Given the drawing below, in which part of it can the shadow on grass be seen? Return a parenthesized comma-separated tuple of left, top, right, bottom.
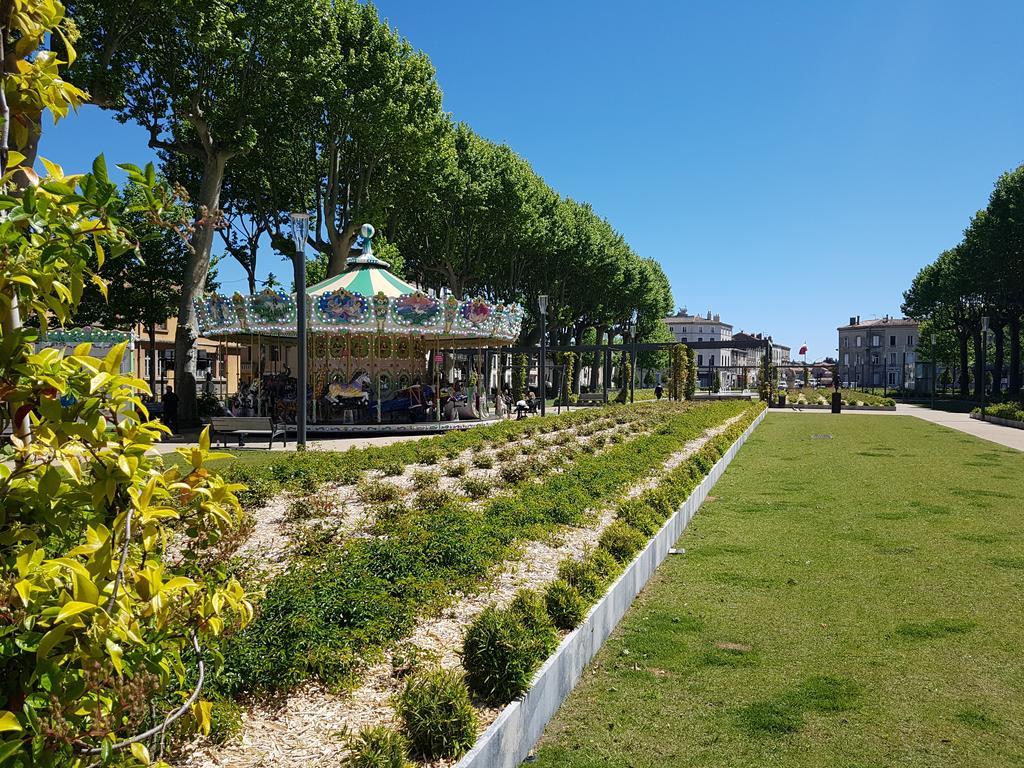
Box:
(894, 618, 975, 640)
(956, 707, 1000, 731)
(734, 675, 861, 736)
(988, 556, 1024, 570)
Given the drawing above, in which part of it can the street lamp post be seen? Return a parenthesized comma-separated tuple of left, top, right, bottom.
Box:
(930, 333, 937, 410)
(538, 295, 548, 417)
(627, 310, 638, 403)
(981, 316, 989, 419)
(289, 212, 311, 449)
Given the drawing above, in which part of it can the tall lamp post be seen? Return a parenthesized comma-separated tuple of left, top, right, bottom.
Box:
(538, 295, 548, 417)
(627, 310, 638, 403)
(289, 212, 311, 449)
(930, 332, 937, 410)
(981, 316, 989, 419)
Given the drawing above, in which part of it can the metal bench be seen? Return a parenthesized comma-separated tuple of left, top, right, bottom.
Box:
(577, 392, 607, 407)
(209, 416, 287, 448)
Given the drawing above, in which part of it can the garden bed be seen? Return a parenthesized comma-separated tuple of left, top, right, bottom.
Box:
(785, 403, 897, 412)
(176, 400, 763, 767)
(456, 406, 765, 768)
(970, 412, 1024, 430)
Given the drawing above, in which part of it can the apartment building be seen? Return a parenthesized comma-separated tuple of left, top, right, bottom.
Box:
(837, 315, 919, 389)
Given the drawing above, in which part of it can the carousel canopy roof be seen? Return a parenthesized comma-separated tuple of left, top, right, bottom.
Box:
(308, 259, 417, 298)
(194, 224, 524, 346)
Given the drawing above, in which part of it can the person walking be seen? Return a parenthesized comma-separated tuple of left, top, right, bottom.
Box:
(654, 383, 664, 400)
(162, 386, 180, 434)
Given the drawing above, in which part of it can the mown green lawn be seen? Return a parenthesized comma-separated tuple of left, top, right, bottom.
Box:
(535, 413, 1024, 768)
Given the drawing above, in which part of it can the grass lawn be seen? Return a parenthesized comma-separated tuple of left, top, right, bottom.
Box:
(534, 413, 1024, 768)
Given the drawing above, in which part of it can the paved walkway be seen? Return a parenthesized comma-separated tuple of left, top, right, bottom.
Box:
(772, 403, 1024, 452)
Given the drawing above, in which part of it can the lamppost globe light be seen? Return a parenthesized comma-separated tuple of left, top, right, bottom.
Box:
(289, 212, 311, 252)
(360, 223, 375, 240)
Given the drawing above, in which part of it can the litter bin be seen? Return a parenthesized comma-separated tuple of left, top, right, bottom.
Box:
(831, 391, 842, 414)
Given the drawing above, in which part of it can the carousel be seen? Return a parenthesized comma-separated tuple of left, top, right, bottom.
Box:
(194, 225, 525, 433)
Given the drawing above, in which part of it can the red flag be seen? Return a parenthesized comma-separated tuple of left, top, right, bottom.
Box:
(799, 343, 808, 356)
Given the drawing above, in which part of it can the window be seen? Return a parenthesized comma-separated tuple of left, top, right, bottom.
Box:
(842, 337, 849, 348)
(697, 354, 703, 366)
(908, 335, 914, 346)
(709, 355, 715, 366)
(889, 335, 896, 346)
(843, 353, 849, 365)
(697, 338, 703, 342)
(890, 352, 897, 364)
(871, 335, 881, 347)
(698, 327, 703, 333)
(888, 371, 897, 386)
(855, 336, 862, 348)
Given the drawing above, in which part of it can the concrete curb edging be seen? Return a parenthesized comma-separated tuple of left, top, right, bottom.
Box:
(455, 407, 767, 768)
(970, 412, 1024, 430)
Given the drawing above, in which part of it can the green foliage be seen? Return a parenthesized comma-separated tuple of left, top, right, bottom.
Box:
(342, 726, 412, 768)
(358, 478, 403, 504)
(544, 579, 587, 630)
(461, 477, 493, 499)
(410, 469, 440, 492)
(0, 33, 250, 761)
(509, 589, 559, 657)
(462, 604, 552, 704)
(397, 668, 478, 759)
(599, 521, 648, 564)
(685, 348, 698, 399)
(499, 461, 531, 485)
(512, 354, 529, 400)
(976, 402, 1024, 422)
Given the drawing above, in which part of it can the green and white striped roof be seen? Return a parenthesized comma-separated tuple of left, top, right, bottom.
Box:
(307, 258, 418, 298)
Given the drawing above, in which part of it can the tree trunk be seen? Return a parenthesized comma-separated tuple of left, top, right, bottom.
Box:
(148, 324, 158, 395)
(326, 221, 361, 277)
(590, 326, 605, 392)
(174, 151, 227, 426)
(1009, 315, 1021, 397)
(972, 330, 984, 400)
(246, 264, 257, 295)
(958, 333, 969, 398)
(993, 321, 1005, 397)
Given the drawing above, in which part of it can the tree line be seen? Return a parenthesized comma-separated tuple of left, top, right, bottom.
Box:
(902, 165, 1023, 400)
(52, 0, 672, 422)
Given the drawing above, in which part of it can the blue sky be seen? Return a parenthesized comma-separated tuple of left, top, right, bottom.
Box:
(45, 0, 1024, 359)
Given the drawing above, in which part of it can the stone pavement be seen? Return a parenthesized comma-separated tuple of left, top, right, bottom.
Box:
(771, 403, 1024, 452)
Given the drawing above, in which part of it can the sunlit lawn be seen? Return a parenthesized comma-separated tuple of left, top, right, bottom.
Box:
(534, 413, 1024, 768)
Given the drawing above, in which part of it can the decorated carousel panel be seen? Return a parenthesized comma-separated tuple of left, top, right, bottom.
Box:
(194, 225, 525, 429)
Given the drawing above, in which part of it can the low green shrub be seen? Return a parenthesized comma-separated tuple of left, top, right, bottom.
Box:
(415, 487, 456, 511)
(397, 668, 478, 759)
(461, 477, 492, 500)
(977, 402, 1024, 422)
(616, 498, 661, 536)
(208, 698, 244, 745)
(342, 725, 411, 768)
(411, 469, 440, 492)
(508, 588, 559, 657)
(499, 461, 532, 485)
(496, 445, 519, 462)
(557, 556, 605, 599)
(588, 548, 622, 583)
(599, 521, 647, 564)
(446, 462, 467, 477)
(462, 605, 550, 703)
(379, 459, 405, 477)
(472, 453, 494, 469)
(357, 478, 403, 504)
(544, 579, 587, 630)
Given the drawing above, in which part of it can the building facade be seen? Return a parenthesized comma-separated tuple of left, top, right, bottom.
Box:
(131, 316, 244, 399)
(837, 315, 919, 389)
(662, 310, 791, 390)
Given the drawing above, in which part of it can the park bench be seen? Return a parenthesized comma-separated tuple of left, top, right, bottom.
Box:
(578, 392, 607, 407)
(209, 416, 287, 448)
